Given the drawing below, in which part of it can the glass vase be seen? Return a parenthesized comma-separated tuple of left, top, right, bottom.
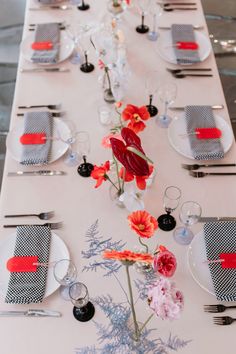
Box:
(109, 183, 125, 208)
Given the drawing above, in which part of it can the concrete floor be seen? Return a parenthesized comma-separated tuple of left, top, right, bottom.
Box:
(0, 0, 235, 188)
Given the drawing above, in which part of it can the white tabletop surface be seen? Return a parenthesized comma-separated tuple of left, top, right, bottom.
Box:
(0, 0, 236, 353)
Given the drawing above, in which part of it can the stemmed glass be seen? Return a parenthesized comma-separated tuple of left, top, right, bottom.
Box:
(136, 0, 151, 34)
(77, 0, 90, 11)
(145, 70, 159, 117)
(53, 259, 77, 300)
(173, 201, 202, 245)
(69, 282, 95, 322)
(147, 1, 162, 41)
(156, 81, 177, 128)
(78, 31, 94, 73)
(77, 131, 94, 177)
(158, 186, 181, 231)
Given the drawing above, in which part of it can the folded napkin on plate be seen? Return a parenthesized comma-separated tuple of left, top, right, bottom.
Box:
(204, 221, 236, 301)
(171, 24, 200, 65)
(5, 225, 51, 304)
(20, 111, 53, 165)
(184, 105, 224, 160)
(31, 23, 60, 64)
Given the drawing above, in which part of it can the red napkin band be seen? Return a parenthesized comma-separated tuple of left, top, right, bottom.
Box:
(7, 256, 38, 273)
(20, 133, 46, 145)
(176, 41, 199, 50)
(220, 253, 236, 269)
(195, 128, 222, 139)
(31, 41, 53, 51)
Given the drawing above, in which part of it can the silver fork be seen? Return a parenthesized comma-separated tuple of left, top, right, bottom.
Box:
(17, 112, 65, 118)
(3, 222, 63, 229)
(204, 304, 236, 313)
(189, 171, 236, 178)
(166, 68, 212, 75)
(18, 104, 61, 110)
(4, 211, 55, 220)
(213, 316, 236, 325)
(182, 163, 236, 170)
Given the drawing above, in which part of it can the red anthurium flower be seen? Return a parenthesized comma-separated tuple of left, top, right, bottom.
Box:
(91, 161, 110, 188)
(128, 210, 158, 238)
(119, 165, 154, 190)
(122, 104, 150, 134)
(110, 127, 149, 176)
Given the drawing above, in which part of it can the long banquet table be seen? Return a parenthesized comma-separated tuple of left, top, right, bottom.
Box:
(0, 0, 236, 353)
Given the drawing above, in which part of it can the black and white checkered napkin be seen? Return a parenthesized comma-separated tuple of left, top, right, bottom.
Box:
(184, 105, 224, 160)
(20, 111, 53, 166)
(171, 24, 200, 65)
(5, 226, 51, 304)
(204, 221, 236, 301)
(31, 23, 60, 64)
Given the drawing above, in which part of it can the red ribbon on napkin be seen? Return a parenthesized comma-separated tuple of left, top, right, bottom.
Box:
(220, 253, 236, 269)
(31, 41, 53, 51)
(20, 133, 46, 145)
(7, 256, 38, 273)
(176, 41, 199, 50)
(195, 128, 222, 139)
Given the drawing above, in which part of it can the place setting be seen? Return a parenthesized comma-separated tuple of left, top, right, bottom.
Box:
(156, 23, 211, 65)
(167, 105, 234, 163)
(20, 22, 74, 71)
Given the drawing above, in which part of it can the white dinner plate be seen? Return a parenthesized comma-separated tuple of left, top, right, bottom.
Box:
(6, 118, 71, 165)
(156, 30, 211, 65)
(21, 31, 74, 65)
(0, 232, 69, 299)
(167, 114, 233, 159)
(187, 230, 215, 295)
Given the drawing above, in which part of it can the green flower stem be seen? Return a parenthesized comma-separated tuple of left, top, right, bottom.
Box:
(121, 167, 125, 194)
(105, 67, 112, 92)
(138, 237, 149, 253)
(139, 313, 154, 333)
(112, 153, 122, 192)
(105, 175, 119, 191)
(125, 264, 140, 341)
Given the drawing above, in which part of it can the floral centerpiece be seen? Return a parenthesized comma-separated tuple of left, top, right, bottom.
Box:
(91, 126, 154, 210)
(103, 247, 183, 342)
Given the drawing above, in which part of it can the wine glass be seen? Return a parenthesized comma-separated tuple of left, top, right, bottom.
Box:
(156, 81, 177, 128)
(147, 1, 162, 41)
(69, 282, 95, 322)
(136, 0, 151, 34)
(173, 201, 202, 245)
(145, 70, 159, 117)
(77, 131, 94, 177)
(78, 31, 94, 73)
(77, 0, 90, 11)
(157, 186, 181, 231)
(53, 259, 77, 300)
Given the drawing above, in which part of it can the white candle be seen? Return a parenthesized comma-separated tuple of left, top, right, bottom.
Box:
(98, 106, 112, 125)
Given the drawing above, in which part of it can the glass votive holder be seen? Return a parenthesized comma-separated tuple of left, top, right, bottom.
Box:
(97, 104, 112, 126)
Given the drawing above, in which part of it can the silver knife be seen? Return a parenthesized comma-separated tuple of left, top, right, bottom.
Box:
(199, 217, 236, 222)
(8, 171, 66, 176)
(20, 68, 70, 73)
(169, 105, 224, 110)
(158, 25, 203, 30)
(0, 309, 61, 317)
(29, 5, 71, 10)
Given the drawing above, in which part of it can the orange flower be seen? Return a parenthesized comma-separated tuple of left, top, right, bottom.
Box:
(128, 210, 158, 238)
(121, 104, 150, 134)
(115, 101, 123, 109)
(98, 59, 105, 69)
(91, 161, 110, 188)
(103, 249, 154, 263)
